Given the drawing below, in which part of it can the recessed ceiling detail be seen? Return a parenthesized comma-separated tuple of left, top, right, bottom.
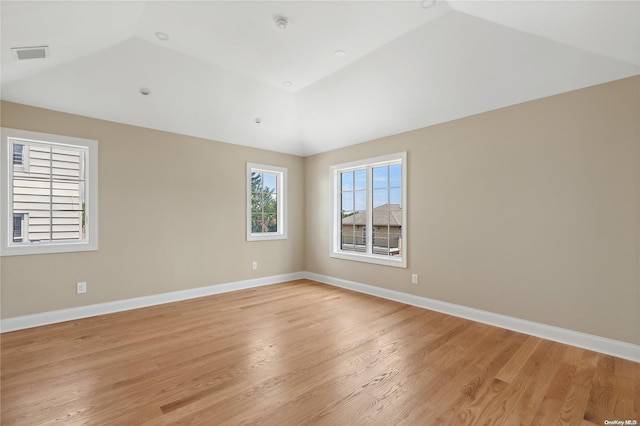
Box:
(155, 32, 170, 41)
(421, 0, 436, 9)
(1, 1, 638, 156)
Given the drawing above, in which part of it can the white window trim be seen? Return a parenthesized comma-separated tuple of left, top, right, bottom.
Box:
(330, 152, 407, 268)
(1, 127, 99, 256)
(246, 163, 287, 241)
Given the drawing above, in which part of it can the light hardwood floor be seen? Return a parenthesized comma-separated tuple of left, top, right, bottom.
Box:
(1, 279, 638, 425)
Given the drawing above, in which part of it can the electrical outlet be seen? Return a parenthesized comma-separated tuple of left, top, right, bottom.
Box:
(252, 261, 258, 270)
(411, 274, 419, 285)
(77, 282, 87, 294)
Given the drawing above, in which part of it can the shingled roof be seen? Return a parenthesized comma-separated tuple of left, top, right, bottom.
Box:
(341, 204, 402, 227)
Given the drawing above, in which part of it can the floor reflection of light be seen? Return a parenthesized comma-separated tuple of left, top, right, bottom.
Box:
(243, 319, 285, 387)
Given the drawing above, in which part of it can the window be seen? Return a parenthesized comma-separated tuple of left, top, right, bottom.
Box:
(246, 163, 287, 241)
(331, 152, 406, 268)
(13, 143, 25, 165)
(1, 128, 98, 256)
(13, 213, 25, 242)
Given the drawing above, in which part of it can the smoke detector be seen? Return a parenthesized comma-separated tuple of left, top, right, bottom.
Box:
(275, 17, 288, 30)
(11, 46, 49, 60)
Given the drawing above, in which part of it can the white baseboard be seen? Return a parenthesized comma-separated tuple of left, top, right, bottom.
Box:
(304, 272, 640, 363)
(2, 270, 638, 362)
(0, 272, 305, 333)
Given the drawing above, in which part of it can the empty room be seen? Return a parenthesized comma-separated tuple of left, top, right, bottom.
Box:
(1, 1, 639, 424)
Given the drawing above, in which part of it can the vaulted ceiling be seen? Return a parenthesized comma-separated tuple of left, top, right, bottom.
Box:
(2, 1, 639, 156)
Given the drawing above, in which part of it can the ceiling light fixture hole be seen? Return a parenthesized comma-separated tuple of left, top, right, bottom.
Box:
(254, 117, 262, 124)
(140, 87, 151, 96)
(421, 0, 436, 9)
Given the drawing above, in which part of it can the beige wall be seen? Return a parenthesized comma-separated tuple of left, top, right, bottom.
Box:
(1, 101, 305, 318)
(2, 77, 639, 347)
(305, 76, 640, 345)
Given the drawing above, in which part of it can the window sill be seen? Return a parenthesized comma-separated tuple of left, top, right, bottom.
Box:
(247, 233, 288, 242)
(1, 241, 98, 257)
(330, 251, 407, 268)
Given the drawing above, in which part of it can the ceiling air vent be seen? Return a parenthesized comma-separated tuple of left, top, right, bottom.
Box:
(11, 46, 49, 60)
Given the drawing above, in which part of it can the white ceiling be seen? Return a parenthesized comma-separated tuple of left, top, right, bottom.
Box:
(1, 1, 639, 156)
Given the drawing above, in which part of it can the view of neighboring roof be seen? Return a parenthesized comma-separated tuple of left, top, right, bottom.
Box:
(341, 204, 402, 227)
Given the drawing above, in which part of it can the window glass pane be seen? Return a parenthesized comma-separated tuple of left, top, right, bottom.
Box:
(373, 205, 391, 230)
(263, 173, 277, 191)
(373, 166, 388, 188)
(392, 227, 402, 256)
(373, 229, 391, 254)
(354, 190, 366, 211)
(264, 198, 277, 213)
(251, 172, 263, 192)
(390, 188, 402, 206)
(251, 172, 264, 212)
(389, 164, 401, 187)
(352, 210, 366, 227)
(13, 214, 23, 242)
(340, 228, 355, 251)
(250, 193, 261, 215)
(13, 144, 24, 165)
(261, 191, 274, 208)
(373, 189, 388, 208)
(252, 214, 265, 233)
(263, 213, 278, 232)
(340, 226, 366, 252)
(341, 172, 353, 191)
(389, 204, 402, 228)
(354, 169, 366, 190)
(341, 192, 354, 212)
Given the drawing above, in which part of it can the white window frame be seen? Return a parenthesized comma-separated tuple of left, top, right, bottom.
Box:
(1, 128, 99, 256)
(246, 163, 287, 241)
(330, 152, 407, 268)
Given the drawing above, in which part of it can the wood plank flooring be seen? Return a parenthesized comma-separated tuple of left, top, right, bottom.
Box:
(1, 279, 638, 425)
